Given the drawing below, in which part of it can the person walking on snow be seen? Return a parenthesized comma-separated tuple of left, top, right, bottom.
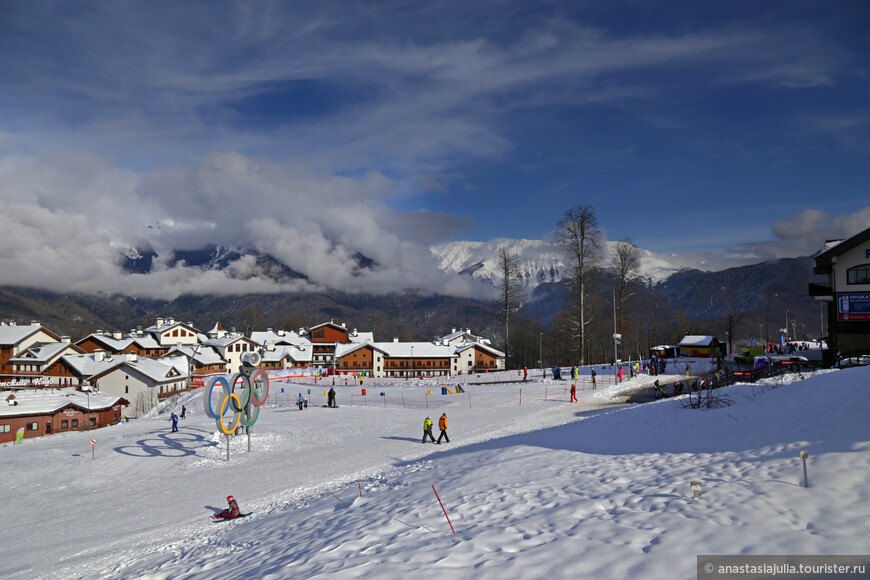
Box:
(436, 413, 450, 444)
(422, 416, 436, 443)
(570, 383, 577, 402)
(170, 412, 179, 432)
(591, 369, 597, 389)
(297, 393, 305, 411)
(217, 495, 241, 519)
(180, 405, 186, 419)
(523, 368, 528, 381)
(327, 387, 336, 408)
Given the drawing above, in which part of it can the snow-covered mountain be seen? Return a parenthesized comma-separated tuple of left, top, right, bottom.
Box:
(431, 238, 680, 290)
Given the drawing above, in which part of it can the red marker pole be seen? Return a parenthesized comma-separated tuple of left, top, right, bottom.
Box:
(402, 393, 406, 409)
(432, 485, 455, 535)
(358, 481, 362, 497)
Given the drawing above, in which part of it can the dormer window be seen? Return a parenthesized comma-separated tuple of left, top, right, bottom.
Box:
(847, 264, 870, 285)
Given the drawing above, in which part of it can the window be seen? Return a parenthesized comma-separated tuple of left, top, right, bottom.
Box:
(0, 425, 9, 433)
(61, 420, 68, 428)
(125, 386, 129, 394)
(847, 264, 870, 285)
(90, 418, 96, 426)
(72, 419, 79, 428)
(27, 422, 38, 431)
(312, 329, 325, 340)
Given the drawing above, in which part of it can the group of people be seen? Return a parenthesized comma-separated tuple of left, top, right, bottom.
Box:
(422, 413, 449, 444)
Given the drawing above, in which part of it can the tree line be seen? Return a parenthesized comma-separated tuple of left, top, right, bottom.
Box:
(495, 204, 738, 369)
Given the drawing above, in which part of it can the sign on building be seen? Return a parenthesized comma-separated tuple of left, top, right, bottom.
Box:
(837, 293, 870, 321)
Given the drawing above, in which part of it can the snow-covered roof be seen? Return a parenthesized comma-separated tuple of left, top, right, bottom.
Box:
(261, 344, 313, 363)
(162, 345, 225, 366)
(0, 323, 57, 346)
(101, 358, 188, 383)
(372, 341, 456, 359)
(60, 353, 125, 378)
(348, 331, 374, 343)
(453, 342, 505, 358)
(0, 388, 124, 418)
(9, 342, 78, 364)
(202, 335, 255, 348)
(678, 335, 718, 347)
(250, 330, 310, 347)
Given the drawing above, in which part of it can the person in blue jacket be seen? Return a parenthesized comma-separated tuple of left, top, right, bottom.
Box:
(170, 412, 179, 432)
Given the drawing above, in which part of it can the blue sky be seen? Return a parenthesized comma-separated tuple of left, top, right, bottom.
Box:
(0, 1, 868, 297)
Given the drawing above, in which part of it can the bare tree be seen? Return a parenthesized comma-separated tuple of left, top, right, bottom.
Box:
(555, 205, 602, 365)
(611, 239, 641, 332)
(495, 246, 525, 365)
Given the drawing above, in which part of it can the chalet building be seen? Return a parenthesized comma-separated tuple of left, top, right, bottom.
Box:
(203, 323, 259, 374)
(0, 388, 126, 444)
(144, 318, 201, 347)
(810, 227, 870, 360)
(89, 357, 189, 417)
(41, 351, 124, 387)
(440, 328, 492, 346)
(161, 345, 227, 382)
(454, 342, 504, 372)
(678, 336, 725, 358)
(307, 322, 349, 369)
(334, 338, 505, 378)
(259, 343, 313, 370)
(76, 330, 167, 357)
(0, 322, 62, 380)
(7, 339, 84, 383)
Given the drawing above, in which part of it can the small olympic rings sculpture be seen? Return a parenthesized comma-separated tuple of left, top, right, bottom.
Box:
(203, 368, 269, 435)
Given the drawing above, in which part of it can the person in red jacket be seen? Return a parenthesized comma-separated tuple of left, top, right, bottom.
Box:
(570, 383, 577, 402)
(436, 413, 450, 444)
(217, 495, 241, 519)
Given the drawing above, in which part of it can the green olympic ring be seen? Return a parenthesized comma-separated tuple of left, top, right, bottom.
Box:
(203, 370, 270, 435)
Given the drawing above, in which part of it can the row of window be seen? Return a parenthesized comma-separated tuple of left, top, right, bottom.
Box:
(1, 417, 97, 433)
(847, 264, 870, 285)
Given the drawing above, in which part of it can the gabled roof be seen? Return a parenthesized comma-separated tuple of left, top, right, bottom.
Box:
(814, 227, 870, 267)
(9, 342, 82, 364)
(0, 323, 61, 347)
(162, 345, 226, 366)
(90, 357, 188, 384)
(260, 344, 313, 363)
(334, 342, 389, 358)
(250, 330, 310, 347)
(202, 335, 257, 348)
(679, 335, 718, 347)
(0, 388, 125, 418)
(309, 321, 348, 332)
(58, 353, 124, 378)
(452, 342, 505, 358)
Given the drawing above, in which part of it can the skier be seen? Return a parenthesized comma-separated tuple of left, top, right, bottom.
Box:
(217, 495, 241, 520)
(328, 387, 336, 408)
(422, 416, 436, 443)
(591, 369, 597, 389)
(570, 383, 577, 402)
(297, 393, 305, 411)
(180, 405, 186, 420)
(170, 412, 179, 432)
(436, 413, 450, 444)
(523, 368, 528, 381)
(654, 380, 667, 399)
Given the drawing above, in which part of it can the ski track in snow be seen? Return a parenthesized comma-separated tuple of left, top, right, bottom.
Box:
(1, 367, 868, 579)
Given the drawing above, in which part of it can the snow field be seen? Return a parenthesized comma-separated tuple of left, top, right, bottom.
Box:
(1, 367, 867, 579)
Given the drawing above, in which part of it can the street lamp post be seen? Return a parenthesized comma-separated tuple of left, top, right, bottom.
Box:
(539, 332, 543, 372)
(410, 345, 414, 379)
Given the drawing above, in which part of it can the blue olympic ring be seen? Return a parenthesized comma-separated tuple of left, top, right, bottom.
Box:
(203, 370, 270, 434)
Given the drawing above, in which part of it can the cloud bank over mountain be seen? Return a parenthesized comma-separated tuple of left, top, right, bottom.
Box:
(0, 150, 486, 299)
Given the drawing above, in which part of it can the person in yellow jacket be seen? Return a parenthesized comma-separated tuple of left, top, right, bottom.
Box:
(422, 416, 436, 443)
(436, 413, 450, 444)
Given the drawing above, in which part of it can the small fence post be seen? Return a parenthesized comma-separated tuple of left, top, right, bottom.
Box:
(432, 485, 456, 535)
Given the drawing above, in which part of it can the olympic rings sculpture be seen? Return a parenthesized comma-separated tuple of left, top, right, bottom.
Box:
(203, 369, 270, 434)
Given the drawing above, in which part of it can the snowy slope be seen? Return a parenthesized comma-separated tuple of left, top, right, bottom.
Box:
(2, 367, 868, 579)
(431, 238, 680, 290)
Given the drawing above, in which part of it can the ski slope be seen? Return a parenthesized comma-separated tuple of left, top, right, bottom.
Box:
(2, 367, 868, 579)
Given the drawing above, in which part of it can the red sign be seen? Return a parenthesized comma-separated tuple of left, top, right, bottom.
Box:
(90, 438, 96, 445)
